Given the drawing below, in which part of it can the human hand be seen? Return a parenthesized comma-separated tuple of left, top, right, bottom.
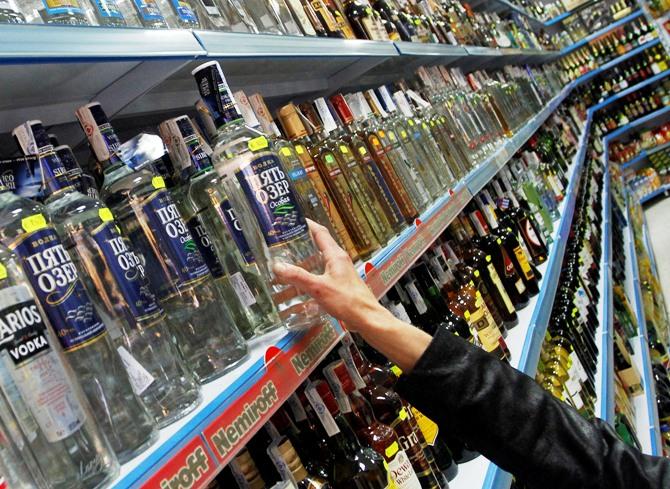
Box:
(272, 219, 393, 333)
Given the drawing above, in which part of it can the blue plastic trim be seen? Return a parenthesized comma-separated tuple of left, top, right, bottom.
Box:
(573, 39, 660, 86)
(605, 105, 670, 141)
(560, 10, 644, 56)
(639, 184, 670, 203)
(590, 69, 670, 113)
(621, 150, 649, 169)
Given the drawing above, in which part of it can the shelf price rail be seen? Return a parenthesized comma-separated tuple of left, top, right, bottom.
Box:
(560, 9, 645, 55)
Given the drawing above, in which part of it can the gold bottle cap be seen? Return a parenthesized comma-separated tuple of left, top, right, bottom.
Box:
(278, 103, 309, 140)
(234, 449, 266, 489)
(277, 439, 308, 481)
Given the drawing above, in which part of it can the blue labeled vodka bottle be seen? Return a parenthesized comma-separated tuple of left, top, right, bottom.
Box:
(192, 61, 325, 330)
(87, 0, 141, 26)
(160, 115, 281, 338)
(99, 133, 248, 382)
(0, 245, 118, 489)
(14, 121, 201, 428)
(0, 1, 25, 23)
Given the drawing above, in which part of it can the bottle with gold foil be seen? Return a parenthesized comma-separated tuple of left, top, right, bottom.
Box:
(229, 448, 268, 489)
(328, 94, 405, 234)
(345, 92, 419, 223)
(311, 97, 395, 246)
(268, 438, 332, 488)
(278, 103, 360, 262)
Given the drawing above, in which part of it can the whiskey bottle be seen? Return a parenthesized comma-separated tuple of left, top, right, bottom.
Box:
(193, 61, 325, 330)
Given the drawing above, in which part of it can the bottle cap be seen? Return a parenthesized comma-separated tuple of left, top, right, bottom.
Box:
(158, 115, 213, 179)
(331, 361, 356, 395)
(231, 449, 266, 489)
(233, 90, 262, 129)
(278, 104, 308, 140)
(277, 439, 309, 481)
(328, 94, 354, 125)
(192, 61, 244, 128)
(74, 102, 122, 164)
(248, 93, 282, 137)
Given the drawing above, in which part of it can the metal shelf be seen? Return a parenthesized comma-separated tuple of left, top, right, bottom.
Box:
(621, 140, 670, 170)
(544, 0, 604, 26)
(108, 320, 344, 488)
(639, 183, 670, 203)
(560, 10, 644, 55)
(605, 104, 670, 141)
(589, 68, 670, 113)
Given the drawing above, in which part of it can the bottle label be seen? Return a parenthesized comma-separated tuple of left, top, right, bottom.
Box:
(404, 281, 427, 315)
(116, 345, 155, 395)
(236, 154, 308, 248)
(0, 285, 86, 442)
(286, 393, 307, 422)
(464, 303, 501, 353)
(304, 383, 340, 437)
(42, 0, 85, 15)
(170, 0, 197, 22)
(140, 189, 210, 295)
(132, 0, 165, 21)
(513, 246, 534, 280)
(91, 220, 163, 322)
(10, 225, 107, 352)
(522, 219, 543, 248)
(91, 0, 124, 18)
(186, 215, 225, 279)
(229, 271, 257, 307)
(218, 199, 255, 264)
(409, 407, 438, 446)
(387, 448, 422, 489)
(76, 103, 121, 163)
(486, 263, 515, 314)
(388, 302, 412, 323)
(389, 408, 434, 485)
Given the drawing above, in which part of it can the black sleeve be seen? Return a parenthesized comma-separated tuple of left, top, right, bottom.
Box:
(395, 327, 670, 489)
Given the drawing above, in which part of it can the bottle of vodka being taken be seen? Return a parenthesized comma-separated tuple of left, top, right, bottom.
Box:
(0, 245, 118, 489)
(14, 121, 201, 428)
(0, 179, 158, 463)
(159, 115, 281, 338)
(192, 61, 325, 330)
(99, 133, 248, 382)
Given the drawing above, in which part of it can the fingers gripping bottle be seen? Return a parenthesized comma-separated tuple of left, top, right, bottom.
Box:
(99, 133, 248, 382)
(0, 245, 118, 488)
(192, 61, 325, 330)
(13, 120, 201, 428)
(0, 184, 158, 463)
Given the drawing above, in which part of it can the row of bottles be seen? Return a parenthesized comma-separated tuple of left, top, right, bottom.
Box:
(0, 0, 555, 50)
(560, 16, 657, 81)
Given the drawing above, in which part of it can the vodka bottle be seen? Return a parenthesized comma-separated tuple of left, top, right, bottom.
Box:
(0, 245, 118, 489)
(28, 0, 96, 25)
(192, 61, 325, 330)
(0, 185, 157, 463)
(128, 0, 170, 27)
(0, 1, 25, 23)
(99, 133, 248, 381)
(156, 0, 200, 27)
(14, 121, 201, 428)
(87, 0, 141, 26)
(160, 115, 281, 338)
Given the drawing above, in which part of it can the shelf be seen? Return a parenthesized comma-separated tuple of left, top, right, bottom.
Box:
(544, 0, 602, 26)
(361, 84, 574, 298)
(572, 38, 661, 87)
(589, 68, 670, 113)
(639, 183, 670, 203)
(621, 140, 670, 169)
(108, 319, 344, 488)
(449, 108, 590, 489)
(560, 10, 644, 56)
(606, 104, 670, 141)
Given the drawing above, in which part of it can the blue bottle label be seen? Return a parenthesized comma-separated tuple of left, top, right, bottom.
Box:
(141, 189, 210, 295)
(287, 167, 307, 181)
(91, 221, 163, 322)
(219, 200, 255, 264)
(10, 228, 107, 352)
(42, 0, 85, 15)
(170, 0, 197, 22)
(132, 0, 164, 21)
(236, 154, 308, 248)
(186, 215, 225, 279)
(91, 0, 124, 18)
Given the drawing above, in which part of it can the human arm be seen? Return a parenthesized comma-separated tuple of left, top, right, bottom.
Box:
(273, 220, 670, 489)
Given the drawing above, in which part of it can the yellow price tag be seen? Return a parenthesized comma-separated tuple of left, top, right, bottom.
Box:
(21, 214, 47, 233)
(0, 263, 7, 281)
(496, 238, 502, 245)
(385, 441, 399, 458)
(389, 132, 396, 141)
(98, 208, 114, 223)
(474, 270, 480, 278)
(390, 365, 402, 377)
(422, 123, 428, 130)
(408, 119, 415, 126)
(152, 176, 166, 190)
(464, 310, 471, 320)
(398, 407, 408, 421)
(295, 145, 305, 155)
(339, 145, 349, 154)
(379, 130, 386, 138)
(247, 136, 269, 152)
(400, 130, 407, 138)
(280, 147, 292, 157)
(358, 147, 367, 156)
(486, 255, 492, 262)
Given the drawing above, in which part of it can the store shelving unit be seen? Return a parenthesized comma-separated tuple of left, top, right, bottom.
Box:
(589, 68, 670, 112)
(560, 9, 645, 55)
(639, 183, 670, 203)
(621, 140, 670, 170)
(607, 104, 670, 141)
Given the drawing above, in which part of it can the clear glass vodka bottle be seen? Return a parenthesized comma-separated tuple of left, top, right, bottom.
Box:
(0, 0, 25, 23)
(160, 115, 281, 337)
(87, 0, 141, 26)
(156, 0, 200, 26)
(128, 0, 170, 27)
(0, 245, 118, 489)
(192, 61, 325, 330)
(100, 135, 248, 381)
(13, 121, 202, 428)
(26, 0, 96, 24)
(0, 189, 157, 463)
(212, 0, 258, 32)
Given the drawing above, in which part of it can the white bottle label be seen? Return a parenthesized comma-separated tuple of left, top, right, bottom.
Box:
(387, 448, 422, 489)
(286, 393, 307, 422)
(404, 282, 427, 315)
(388, 302, 412, 324)
(337, 342, 367, 390)
(230, 272, 257, 307)
(305, 383, 340, 437)
(117, 346, 155, 396)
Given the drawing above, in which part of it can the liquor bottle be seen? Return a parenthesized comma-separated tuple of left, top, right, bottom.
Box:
(158, 0, 200, 27)
(35, 0, 94, 25)
(129, 0, 170, 28)
(0, 244, 118, 488)
(0, 184, 159, 462)
(329, 94, 406, 233)
(99, 132, 249, 382)
(75, 102, 124, 183)
(304, 381, 391, 489)
(0, 0, 25, 23)
(51, 144, 99, 199)
(13, 120, 202, 427)
(277, 103, 360, 261)
(324, 361, 422, 489)
(311, 97, 396, 245)
(229, 448, 268, 488)
(159, 115, 281, 338)
(307, 0, 346, 37)
(88, 0, 141, 26)
(193, 61, 325, 330)
(267, 438, 332, 488)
